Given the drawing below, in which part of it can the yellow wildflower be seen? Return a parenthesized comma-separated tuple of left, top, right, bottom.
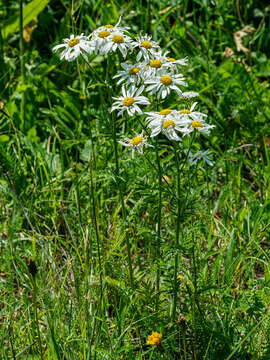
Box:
(146, 331, 162, 346)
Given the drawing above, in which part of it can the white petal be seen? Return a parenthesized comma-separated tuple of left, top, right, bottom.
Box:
(53, 44, 66, 52)
(190, 102, 197, 111)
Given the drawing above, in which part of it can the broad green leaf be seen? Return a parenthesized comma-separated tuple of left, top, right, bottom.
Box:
(0, 135, 9, 142)
(1, 0, 50, 39)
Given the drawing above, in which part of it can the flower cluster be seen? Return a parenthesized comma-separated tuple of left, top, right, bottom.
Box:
(112, 42, 188, 100)
(146, 331, 162, 346)
(144, 102, 215, 141)
(52, 17, 215, 163)
(52, 18, 132, 61)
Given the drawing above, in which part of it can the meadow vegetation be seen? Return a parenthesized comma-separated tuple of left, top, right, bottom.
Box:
(0, 0, 270, 359)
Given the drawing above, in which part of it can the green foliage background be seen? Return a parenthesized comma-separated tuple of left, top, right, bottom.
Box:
(0, 0, 270, 359)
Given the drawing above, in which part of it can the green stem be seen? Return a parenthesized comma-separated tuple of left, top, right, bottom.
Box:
(77, 59, 96, 169)
(106, 53, 134, 289)
(19, 0, 25, 131)
(179, 132, 196, 174)
(154, 140, 162, 311)
(172, 133, 196, 321)
(111, 112, 134, 289)
(32, 278, 43, 359)
(172, 143, 181, 321)
(78, 60, 102, 313)
(147, 0, 152, 34)
(183, 325, 187, 360)
(149, 346, 155, 360)
(85, 58, 105, 85)
(89, 159, 103, 309)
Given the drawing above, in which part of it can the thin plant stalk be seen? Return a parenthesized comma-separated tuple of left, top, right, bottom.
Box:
(172, 143, 181, 321)
(147, 0, 152, 34)
(85, 55, 133, 289)
(32, 277, 43, 359)
(106, 54, 134, 289)
(149, 347, 155, 360)
(154, 140, 162, 311)
(77, 60, 102, 310)
(89, 158, 103, 310)
(153, 97, 162, 311)
(19, 0, 25, 131)
(172, 133, 196, 321)
(111, 111, 134, 289)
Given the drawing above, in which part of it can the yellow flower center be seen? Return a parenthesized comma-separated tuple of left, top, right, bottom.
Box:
(163, 120, 175, 129)
(104, 25, 113, 28)
(98, 30, 110, 38)
(68, 38, 80, 47)
(180, 109, 191, 114)
(141, 41, 152, 49)
(159, 109, 171, 115)
(167, 57, 176, 62)
(191, 120, 203, 128)
(123, 97, 134, 106)
(112, 35, 124, 43)
(131, 136, 143, 146)
(129, 67, 140, 75)
(149, 59, 162, 68)
(160, 75, 172, 85)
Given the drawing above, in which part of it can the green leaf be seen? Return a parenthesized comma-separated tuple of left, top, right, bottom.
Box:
(80, 140, 92, 162)
(27, 126, 39, 142)
(1, 0, 50, 39)
(0, 135, 9, 142)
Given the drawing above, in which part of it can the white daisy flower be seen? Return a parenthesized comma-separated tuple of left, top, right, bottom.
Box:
(145, 108, 178, 124)
(113, 62, 145, 87)
(52, 34, 94, 61)
(111, 86, 150, 117)
(145, 71, 187, 100)
(90, 18, 130, 54)
(90, 17, 130, 38)
(162, 52, 188, 72)
(178, 102, 207, 122)
(175, 102, 214, 136)
(133, 34, 160, 62)
(188, 149, 213, 166)
(178, 117, 215, 136)
(91, 29, 112, 54)
(118, 132, 152, 159)
(144, 52, 169, 76)
(147, 116, 184, 141)
(101, 32, 134, 58)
